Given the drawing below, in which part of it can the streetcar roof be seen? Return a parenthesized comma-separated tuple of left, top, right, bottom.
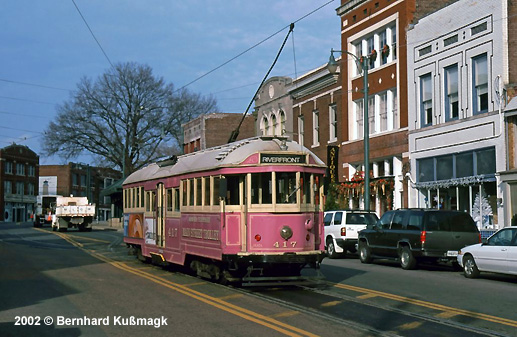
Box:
(123, 136, 325, 185)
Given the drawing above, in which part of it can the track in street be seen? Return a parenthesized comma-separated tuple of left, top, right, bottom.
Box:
(17, 226, 517, 337)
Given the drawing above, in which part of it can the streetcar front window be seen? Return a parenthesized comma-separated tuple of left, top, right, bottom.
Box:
(301, 172, 311, 204)
(251, 173, 272, 204)
(276, 172, 297, 204)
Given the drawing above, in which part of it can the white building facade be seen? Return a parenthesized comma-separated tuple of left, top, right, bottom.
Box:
(407, 0, 510, 229)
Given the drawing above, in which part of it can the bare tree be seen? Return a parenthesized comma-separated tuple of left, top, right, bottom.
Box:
(44, 62, 218, 176)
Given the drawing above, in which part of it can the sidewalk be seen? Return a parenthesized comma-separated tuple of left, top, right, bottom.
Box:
(92, 220, 123, 232)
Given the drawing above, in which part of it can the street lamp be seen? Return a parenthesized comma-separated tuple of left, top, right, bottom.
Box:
(327, 48, 376, 211)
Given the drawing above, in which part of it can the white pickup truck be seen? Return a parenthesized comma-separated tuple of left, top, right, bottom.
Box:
(52, 196, 96, 232)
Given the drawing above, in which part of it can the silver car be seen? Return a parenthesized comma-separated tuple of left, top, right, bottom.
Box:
(457, 226, 517, 278)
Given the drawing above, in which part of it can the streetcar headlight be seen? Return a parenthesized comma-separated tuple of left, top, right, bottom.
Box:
(280, 226, 293, 240)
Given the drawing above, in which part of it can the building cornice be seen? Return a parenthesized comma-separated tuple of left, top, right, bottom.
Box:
(289, 73, 339, 99)
(336, 0, 369, 16)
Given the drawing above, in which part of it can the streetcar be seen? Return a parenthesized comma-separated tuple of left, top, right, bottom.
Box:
(122, 136, 326, 285)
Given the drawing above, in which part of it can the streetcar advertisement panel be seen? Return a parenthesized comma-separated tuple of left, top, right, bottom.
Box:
(125, 213, 144, 239)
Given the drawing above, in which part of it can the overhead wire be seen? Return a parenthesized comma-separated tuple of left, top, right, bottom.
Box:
(71, 0, 114, 69)
(175, 0, 337, 93)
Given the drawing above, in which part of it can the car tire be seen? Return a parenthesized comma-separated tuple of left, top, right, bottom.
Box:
(358, 241, 373, 264)
(400, 246, 417, 270)
(463, 255, 480, 279)
(327, 239, 339, 259)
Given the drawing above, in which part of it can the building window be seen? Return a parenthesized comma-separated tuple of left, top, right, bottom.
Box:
(312, 110, 319, 146)
(329, 104, 337, 142)
(4, 181, 12, 194)
(355, 100, 364, 139)
(279, 111, 286, 136)
(471, 22, 487, 36)
(391, 25, 397, 60)
(81, 175, 86, 187)
(16, 181, 24, 195)
(391, 89, 399, 129)
(417, 147, 496, 183)
(420, 73, 433, 127)
(379, 30, 388, 65)
(354, 41, 362, 75)
(473, 53, 488, 115)
(73, 174, 78, 187)
(16, 163, 25, 176)
(367, 35, 375, 68)
(443, 34, 458, 47)
(368, 96, 376, 134)
(28, 165, 35, 177)
(298, 115, 304, 145)
(4, 162, 12, 174)
(445, 64, 459, 121)
(419, 46, 432, 57)
(270, 114, 278, 136)
(28, 183, 35, 196)
(261, 116, 269, 136)
(379, 91, 388, 132)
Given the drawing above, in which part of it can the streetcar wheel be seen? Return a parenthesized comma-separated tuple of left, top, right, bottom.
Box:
(358, 241, 372, 264)
(463, 255, 480, 279)
(400, 246, 417, 270)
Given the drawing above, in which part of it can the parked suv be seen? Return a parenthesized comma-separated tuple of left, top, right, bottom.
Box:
(324, 210, 379, 258)
(358, 209, 480, 269)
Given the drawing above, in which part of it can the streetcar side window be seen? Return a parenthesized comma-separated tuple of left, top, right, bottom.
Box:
(189, 179, 194, 206)
(276, 172, 297, 204)
(166, 188, 173, 212)
(251, 173, 272, 204)
(213, 176, 221, 205)
(174, 188, 180, 212)
(166, 187, 180, 215)
(226, 175, 241, 205)
(196, 178, 202, 206)
(182, 180, 187, 207)
(204, 177, 210, 206)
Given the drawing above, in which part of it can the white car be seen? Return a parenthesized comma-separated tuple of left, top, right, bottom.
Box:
(457, 226, 517, 278)
(324, 210, 378, 258)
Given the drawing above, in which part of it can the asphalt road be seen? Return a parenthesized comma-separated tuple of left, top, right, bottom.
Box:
(1, 222, 516, 337)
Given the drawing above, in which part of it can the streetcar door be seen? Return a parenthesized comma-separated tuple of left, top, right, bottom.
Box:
(156, 183, 165, 247)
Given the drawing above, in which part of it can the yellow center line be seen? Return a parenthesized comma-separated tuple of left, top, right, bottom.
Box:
(332, 282, 517, 327)
(357, 293, 378, 300)
(321, 300, 343, 307)
(272, 311, 300, 318)
(218, 294, 245, 301)
(41, 229, 320, 337)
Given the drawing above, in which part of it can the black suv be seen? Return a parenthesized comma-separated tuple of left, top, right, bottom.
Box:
(358, 209, 481, 270)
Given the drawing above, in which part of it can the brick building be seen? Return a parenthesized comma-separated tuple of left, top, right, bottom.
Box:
(39, 163, 121, 221)
(331, 0, 460, 214)
(290, 64, 342, 183)
(0, 144, 39, 222)
(183, 113, 256, 154)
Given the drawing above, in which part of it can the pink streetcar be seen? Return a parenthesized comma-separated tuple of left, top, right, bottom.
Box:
(123, 136, 327, 285)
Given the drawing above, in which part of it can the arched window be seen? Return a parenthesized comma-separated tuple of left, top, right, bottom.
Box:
(261, 116, 269, 135)
(279, 110, 286, 136)
(271, 115, 277, 136)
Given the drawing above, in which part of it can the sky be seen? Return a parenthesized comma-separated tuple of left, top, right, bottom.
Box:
(0, 0, 341, 166)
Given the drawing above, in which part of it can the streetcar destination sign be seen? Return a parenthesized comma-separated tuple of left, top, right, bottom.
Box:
(260, 154, 306, 164)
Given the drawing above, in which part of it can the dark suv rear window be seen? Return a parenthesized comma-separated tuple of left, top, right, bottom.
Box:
(425, 212, 451, 231)
(450, 213, 478, 232)
(424, 211, 477, 232)
(346, 213, 378, 225)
